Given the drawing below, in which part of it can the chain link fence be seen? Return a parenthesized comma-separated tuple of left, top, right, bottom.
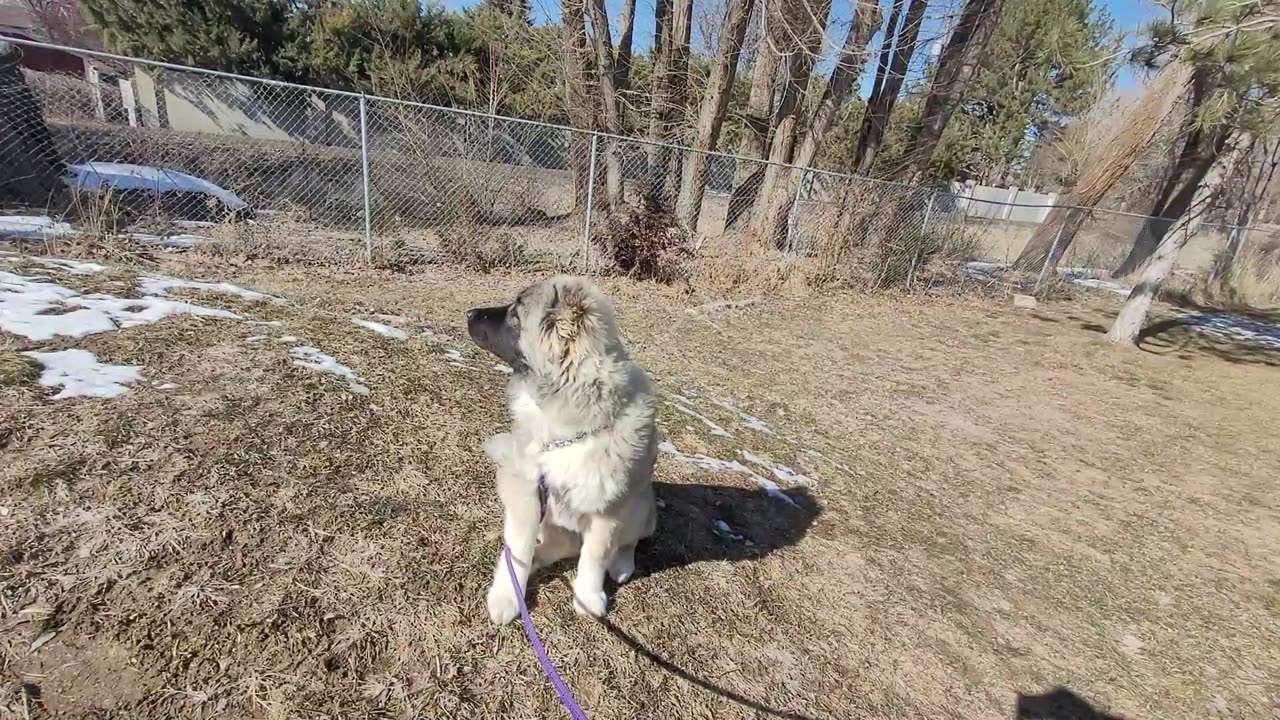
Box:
(2, 37, 1277, 299)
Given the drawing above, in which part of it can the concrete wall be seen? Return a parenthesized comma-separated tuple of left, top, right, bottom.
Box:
(134, 68, 361, 147)
(949, 181, 1057, 223)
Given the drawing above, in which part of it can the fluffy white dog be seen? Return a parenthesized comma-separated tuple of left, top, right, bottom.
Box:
(465, 276, 658, 623)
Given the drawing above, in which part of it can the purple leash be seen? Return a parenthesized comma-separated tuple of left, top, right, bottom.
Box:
(502, 544, 590, 720)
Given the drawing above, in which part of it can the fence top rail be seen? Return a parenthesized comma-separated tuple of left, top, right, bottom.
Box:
(4, 35, 1274, 235)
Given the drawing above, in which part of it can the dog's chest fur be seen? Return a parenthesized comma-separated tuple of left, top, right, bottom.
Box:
(506, 380, 653, 528)
(508, 388, 614, 522)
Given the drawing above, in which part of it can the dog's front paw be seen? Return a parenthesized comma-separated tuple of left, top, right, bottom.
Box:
(572, 584, 609, 618)
(486, 580, 520, 625)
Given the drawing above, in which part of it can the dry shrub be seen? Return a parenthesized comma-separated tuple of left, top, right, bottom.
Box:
(437, 227, 532, 271)
(1175, 239, 1280, 309)
(197, 216, 384, 269)
(687, 249, 790, 297)
(796, 187, 980, 292)
(872, 224, 981, 289)
(593, 201, 693, 283)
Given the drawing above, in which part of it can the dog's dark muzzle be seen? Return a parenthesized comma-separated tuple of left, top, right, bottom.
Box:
(466, 304, 521, 366)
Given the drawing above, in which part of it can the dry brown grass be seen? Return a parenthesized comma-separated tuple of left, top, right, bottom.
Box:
(1175, 240, 1280, 310)
(196, 217, 385, 269)
(2, 253, 1278, 719)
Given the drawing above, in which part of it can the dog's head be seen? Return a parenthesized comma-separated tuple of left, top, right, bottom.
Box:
(465, 276, 618, 375)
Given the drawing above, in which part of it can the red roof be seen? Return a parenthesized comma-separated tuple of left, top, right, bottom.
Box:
(0, 5, 90, 74)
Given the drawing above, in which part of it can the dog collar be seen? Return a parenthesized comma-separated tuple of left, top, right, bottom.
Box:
(542, 425, 608, 453)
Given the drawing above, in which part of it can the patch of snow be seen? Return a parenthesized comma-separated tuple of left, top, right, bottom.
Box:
(289, 346, 369, 395)
(244, 335, 268, 343)
(1179, 309, 1280, 351)
(444, 349, 464, 364)
(1071, 277, 1131, 296)
(770, 464, 816, 487)
(246, 320, 282, 327)
(714, 399, 775, 435)
(659, 441, 798, 507)
(153, 382, 179, 390)
(666, 400, 732, 437)
(964, 261, 1009, 280)
(966, 261, 1010, 272)
(740, 450, 816, 488)
(22, 349, 142, 399)
(130, 232, 208, 248)
(0, 215, 77, 240)
(67, 163, 249, 211)
(714, 520, 753, 545)
(1, 270, 240, 341)
(352, 317, 408, 340)
(1057, 266, 1103, 279)
(31, 257, 107, 274)
(277, 336, 300, 343)
(493, 363, 513, 374)
(138, 276, 284, 304)
(754, 477, 799, 507)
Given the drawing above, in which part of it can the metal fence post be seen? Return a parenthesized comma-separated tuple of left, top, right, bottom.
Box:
(581, 133, 600, 270)
(784, 168, 806, 255)
(1034, 222, 1066, 294)
(358, 94, 373, 262)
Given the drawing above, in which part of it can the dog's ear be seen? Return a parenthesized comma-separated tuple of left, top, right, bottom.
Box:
(548, 282, 595, 341)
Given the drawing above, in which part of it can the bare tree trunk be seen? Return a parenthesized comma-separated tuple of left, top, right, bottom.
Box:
(1114, 69, 1224, 277)
(1114, 127, 1225, 277)
(853, 0, 926, 175)
(867, 0, 904, 105)
(614, 0, 636, 93)
(1014, 58, 1196, 273)
(0, 44, 67, 208)
(1211, 136, 1280, 284)
(562, 0, 596, 218)
(888, 0, 1005, 185)
(751, 0, 832, 236)
(675, 0, 756, 228)
(756, 0, 882, 247)
(587, 0, 625, 208)
(725, 0, 782, 228)
(645, 0, 693, 207)
(1108, 130, 1255, 347)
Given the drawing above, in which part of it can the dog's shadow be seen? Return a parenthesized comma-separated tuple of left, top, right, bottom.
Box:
(639, 481, 820, 577)
(529, 481, 820, 591)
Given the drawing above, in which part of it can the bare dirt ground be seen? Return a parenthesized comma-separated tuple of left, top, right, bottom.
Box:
(2, 252, 1278, 720)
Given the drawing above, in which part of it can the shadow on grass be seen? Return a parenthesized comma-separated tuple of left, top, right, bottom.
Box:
(598, 614, 823, 720)
(608, 482, 821, 718)
(640, 481, 820, 577)
(1069, 311, 1280, 367)
(1136, 317, 1280, 367)
(1016, 687, 1127, 720)
(531, 482, 821, 719)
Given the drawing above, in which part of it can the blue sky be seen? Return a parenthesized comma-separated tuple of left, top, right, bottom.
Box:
(441, 0, 1162, 94)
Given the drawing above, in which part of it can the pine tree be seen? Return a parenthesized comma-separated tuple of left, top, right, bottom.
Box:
(78, 0, 295, 77)
(1015, 0, 1280, 274)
